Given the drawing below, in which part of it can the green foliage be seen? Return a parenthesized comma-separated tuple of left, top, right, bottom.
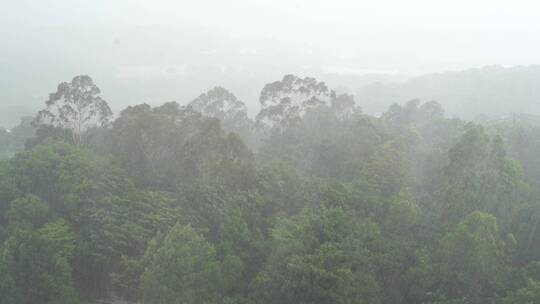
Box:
(1, 225, 78, 304)
(110, 102, 254, 189)
(433, 211, 509, 303)
(7, 195, 49, 228)
(1, 90, 539, 304)
(140, 223, 222, 304)
(255, 207, 381, 304)
(258, 106, 386, 182)
(503, 279, 540, 304)
(437, 124, 529, 229)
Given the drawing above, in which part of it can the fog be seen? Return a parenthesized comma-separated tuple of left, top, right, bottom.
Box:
(2, 0, 540, 126)
(5, 2, 540, 304)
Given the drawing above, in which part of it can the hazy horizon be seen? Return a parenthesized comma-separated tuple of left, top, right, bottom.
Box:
(2, 0, 540, 127)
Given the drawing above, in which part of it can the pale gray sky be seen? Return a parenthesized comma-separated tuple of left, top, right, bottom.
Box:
(3, 0, 540, 74)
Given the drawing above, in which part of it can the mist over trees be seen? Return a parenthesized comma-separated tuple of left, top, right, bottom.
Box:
(2, 72, 540, 304)
(3, 29, 540, 130)
(357, 65, 540, 118)
(33, 75, 112, 146)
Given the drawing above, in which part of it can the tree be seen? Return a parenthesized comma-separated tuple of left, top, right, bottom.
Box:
(0, 116, 34, 158)
(110, 102, 253, 189)
(0, 143, 115, 220)
(33, 75, 112, 145)
(0, 260, 17, 304)
(382, 99, 444, 129)
(189, 87, 253, 141)
(432, 211, 510, 304)
(0, 222, 78, 304)
(258, 104, 384, 181)
(436, 124, 528, 228)
(140, 223, 222, 304)
(331, 93, 357, 119)
(256, 75, 336, 130)
(255, 207, 381, 304)
(7, 195, 49, 228)
(88, 191, 180, 300)
(503, 279, 540, 304)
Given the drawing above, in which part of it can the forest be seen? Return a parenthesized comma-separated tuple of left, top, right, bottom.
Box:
(2, 74, 540, 304)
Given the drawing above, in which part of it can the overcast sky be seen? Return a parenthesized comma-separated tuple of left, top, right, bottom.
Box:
(3, 0, 540, 74)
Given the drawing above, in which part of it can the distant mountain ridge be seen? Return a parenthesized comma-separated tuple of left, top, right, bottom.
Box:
(356, 65, 540, 118)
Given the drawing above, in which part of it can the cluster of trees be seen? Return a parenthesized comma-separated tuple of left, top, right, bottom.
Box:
(0, 116, 34, 158)
(1, 74, 540, 304)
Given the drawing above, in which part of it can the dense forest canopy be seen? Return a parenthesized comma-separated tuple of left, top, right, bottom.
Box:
(2, 73, 540, 304)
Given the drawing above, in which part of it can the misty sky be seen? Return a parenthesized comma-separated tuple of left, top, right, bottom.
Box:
(2, 0, 540, 128)
(3, 0, 540, 74)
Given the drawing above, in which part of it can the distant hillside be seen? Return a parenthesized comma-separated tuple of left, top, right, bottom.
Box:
(356, 65, 540, 118)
